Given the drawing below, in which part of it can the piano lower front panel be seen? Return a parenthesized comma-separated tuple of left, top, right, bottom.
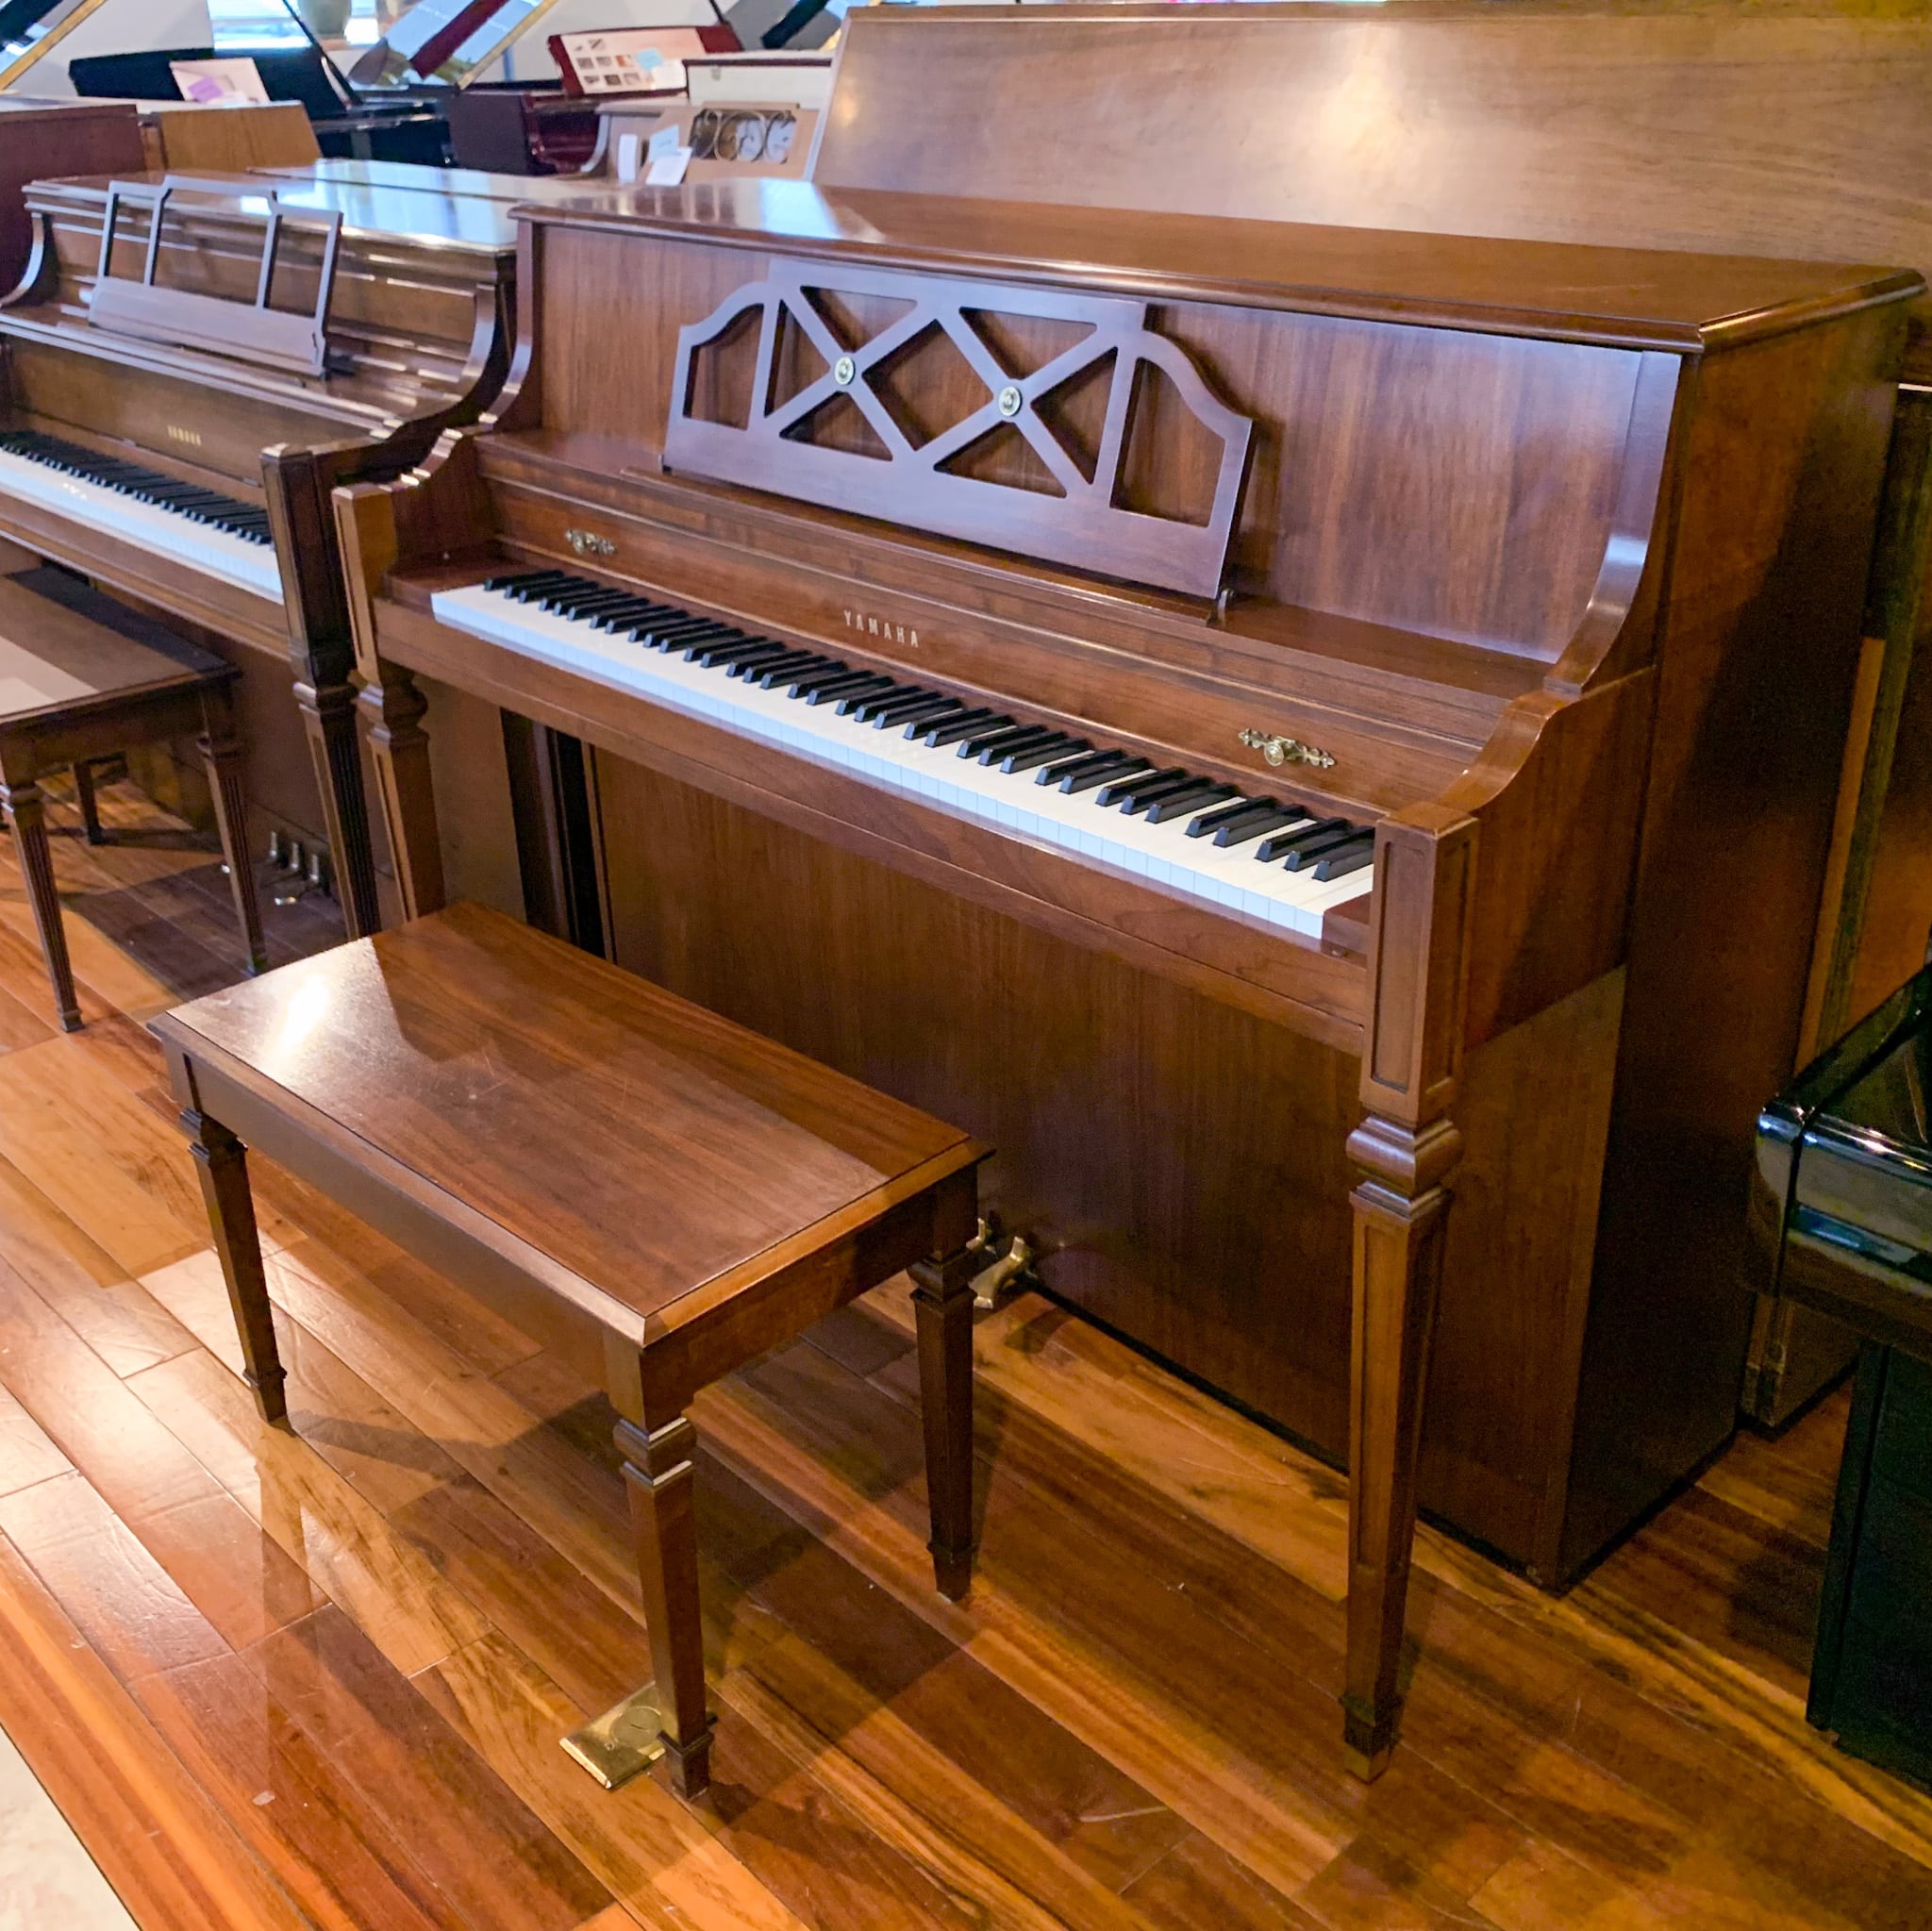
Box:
(592, 751, 1625, 1576)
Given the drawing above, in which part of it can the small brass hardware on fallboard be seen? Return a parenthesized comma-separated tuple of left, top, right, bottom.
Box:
(566, 528, 616, 558)
(1238, 726, 1336, 770)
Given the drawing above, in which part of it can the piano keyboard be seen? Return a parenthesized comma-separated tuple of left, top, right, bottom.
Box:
(432, 571, 1378, 937)
(0, 430, 281, 599)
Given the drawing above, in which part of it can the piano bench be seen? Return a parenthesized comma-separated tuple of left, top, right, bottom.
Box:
(149, 902, 990, 1804)
(0, 568, 264, 1029)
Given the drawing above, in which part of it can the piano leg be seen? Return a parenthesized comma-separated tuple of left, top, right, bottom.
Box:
(1342, 1111, 1461, 1778)
(198, 684, 268, 977)
(296, 674, 383, 939)
(361, 659, 446, 923)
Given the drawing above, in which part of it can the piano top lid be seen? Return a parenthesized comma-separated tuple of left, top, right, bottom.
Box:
(525, 179, 1924, 355)
(32, 169, 521, 258)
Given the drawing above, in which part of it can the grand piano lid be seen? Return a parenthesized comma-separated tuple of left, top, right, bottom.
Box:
(523, 178, 1925, 355)
(349, 0, 722, 91)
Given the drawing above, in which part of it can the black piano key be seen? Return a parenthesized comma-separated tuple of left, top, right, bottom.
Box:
(787, 663, 868, 698)
(679, 627, 748, 660)
(749, 651, 834, 687)
(1257, 818, 1352, 866)
(724, 642, 804, 677)
(807, 672, 895, 707)
(503, 571, 578, 600)
(1281, 827, 1364, 873)
(1143, 782, 1238, 825)
(693, 635, 767, 667)
(591, 601, 680, 632)
(839, 680, 925, 718)
(1212, 804, 1307, 849)
(1313, 839, 1375, 882)
(1114, 773, 1215, 817)
(706, 639, 788, 672)
(1187, 796, 1273, 838)
(1001, 734, 1089, 774)
(1035, 745, 1114, 784)
(852, 684, 936, 724)
(1055, 753, 1148, 794)
(922, 708, 1012, 749)
(962, 723, 1053, 762)
(1098, 766, 1190, 808)
(547, 587, 637, 617)
(551, 581, 640, 608)
(672, 626, 740, 658)
(630, 616, 718, 649)
(875, 693, 962, 731)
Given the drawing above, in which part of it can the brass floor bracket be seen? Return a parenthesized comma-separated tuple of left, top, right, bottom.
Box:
(561, 1682, 667, 1790)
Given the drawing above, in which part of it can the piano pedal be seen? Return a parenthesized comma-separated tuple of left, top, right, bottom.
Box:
(964, 1216, 1039, 1309)
(266, 834, 333, 907)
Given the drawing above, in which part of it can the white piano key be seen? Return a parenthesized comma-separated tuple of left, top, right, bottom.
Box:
(0, 448, 281, 599)
(431, 583, 1377, 937)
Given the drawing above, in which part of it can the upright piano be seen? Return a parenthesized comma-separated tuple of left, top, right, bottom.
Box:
(0, 169, 518, 927)
(334, 178, 1917, 1769)
(822, 0, 1932, 1426)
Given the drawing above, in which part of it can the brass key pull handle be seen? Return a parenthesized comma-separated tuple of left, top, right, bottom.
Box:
(1238, 727, 1335, 770)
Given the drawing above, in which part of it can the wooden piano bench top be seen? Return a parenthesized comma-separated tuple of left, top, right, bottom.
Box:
(0, 566, 237, 734)
(0, 566, 263, 1030)
(150, 901, 989, 1801)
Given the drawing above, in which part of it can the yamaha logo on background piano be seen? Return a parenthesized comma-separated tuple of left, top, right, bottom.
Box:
(841, 608, 920, 649)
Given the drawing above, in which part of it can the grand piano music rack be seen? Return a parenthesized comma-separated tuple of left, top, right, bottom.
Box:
(88, 176, 344, 379)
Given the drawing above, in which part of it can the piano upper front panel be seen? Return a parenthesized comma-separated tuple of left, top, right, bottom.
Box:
(2, 338, 345, 491)
(531, 221, 1653, 665)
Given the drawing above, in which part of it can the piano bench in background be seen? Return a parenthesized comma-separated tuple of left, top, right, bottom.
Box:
(149, 902, 990, 1803)
(0, 567, 264, 1028)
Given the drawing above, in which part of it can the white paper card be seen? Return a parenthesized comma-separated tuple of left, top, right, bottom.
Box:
(644, 147, 691, 186)
(169, 57, 271, 105)
(615, 132, 642, 184)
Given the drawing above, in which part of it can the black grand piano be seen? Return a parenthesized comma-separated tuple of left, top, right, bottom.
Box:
(1754, 958, 1932, 1787)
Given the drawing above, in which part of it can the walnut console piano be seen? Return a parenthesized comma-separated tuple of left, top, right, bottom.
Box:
(0, 168, 519, 933)
(334, 180, 1918, 1771)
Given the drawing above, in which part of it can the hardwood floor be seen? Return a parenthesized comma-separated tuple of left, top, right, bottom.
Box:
(0, 777, 1925, 1930)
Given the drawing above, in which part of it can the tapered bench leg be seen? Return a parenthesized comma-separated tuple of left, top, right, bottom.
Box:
(0, 750, 78, 1032)
(72, 758, 106, 845)
(912, 1243, 977, 1601)
(184, 1107, 287, 1425)
(615, 1412, 713, 1799)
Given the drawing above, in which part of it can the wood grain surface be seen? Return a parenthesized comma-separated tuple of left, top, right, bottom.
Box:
(0, 714, 1925, 1929)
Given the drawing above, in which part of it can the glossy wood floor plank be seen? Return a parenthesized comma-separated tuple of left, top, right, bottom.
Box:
(0, 786, 1924, 1931)
(0, 1531, 317, 1931)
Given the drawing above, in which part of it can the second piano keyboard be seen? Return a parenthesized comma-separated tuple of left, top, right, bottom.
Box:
(0, 431, 280, 600)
